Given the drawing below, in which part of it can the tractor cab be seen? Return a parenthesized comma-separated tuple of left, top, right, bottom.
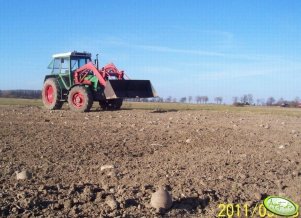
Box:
(47, 51, 92, 89)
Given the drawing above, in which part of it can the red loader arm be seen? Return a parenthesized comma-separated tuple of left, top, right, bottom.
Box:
(101, 63, 124, 80)
(74, 62, 125, 87)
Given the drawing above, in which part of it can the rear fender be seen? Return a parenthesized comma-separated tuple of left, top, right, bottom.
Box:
(69, 84, 89, 91)
(44, 75, 57, 82)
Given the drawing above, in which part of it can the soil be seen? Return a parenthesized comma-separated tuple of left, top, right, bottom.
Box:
(0, 105, 300, 217)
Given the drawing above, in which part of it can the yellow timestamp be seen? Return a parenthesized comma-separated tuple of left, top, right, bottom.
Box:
(217, 203, 299, 217)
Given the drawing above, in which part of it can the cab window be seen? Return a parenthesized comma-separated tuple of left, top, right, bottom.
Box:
(47, 58, 69, 74)
(71, 58, 90, 71)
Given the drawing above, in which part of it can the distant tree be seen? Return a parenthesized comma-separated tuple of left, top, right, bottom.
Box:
(203, 96, 209, 104)
(151, 97, 162, 102)
(266, 97, 276, 106)
(173, 98, 177, 103)
(214, 97, 219, 104)
(277, 98, 285, 106)
(198, 96, 202, 103)
(0, 90, 2, 97)
(241, 95, 248, 104)
(180, 97, 187, 103)
(165, 96, 172, 103)
(247, 94, 253, 104)
(232, 96, 238, 104)
(188, 96, 192, 103)
(214, 97, 223, 104)
(200, 96, 204, 103)
(289, 97, 301, 107)
(219, 97, 223, 104)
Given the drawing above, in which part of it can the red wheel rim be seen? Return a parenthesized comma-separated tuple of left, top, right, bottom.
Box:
(45, 85, 54, 104)
(72, 92, 84, 108)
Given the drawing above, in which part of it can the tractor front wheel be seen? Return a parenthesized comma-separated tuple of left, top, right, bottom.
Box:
(68, 86, 93, 112)
(99, 98, 123, 110)
(42, 78, 63, 110)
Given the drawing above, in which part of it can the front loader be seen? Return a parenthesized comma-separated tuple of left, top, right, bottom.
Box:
(42, 51, 156, 112)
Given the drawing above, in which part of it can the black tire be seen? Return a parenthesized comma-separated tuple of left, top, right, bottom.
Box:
(99, 98, 123, 110)
(42, 78, 63, 110)
(68, 86, 93, 112)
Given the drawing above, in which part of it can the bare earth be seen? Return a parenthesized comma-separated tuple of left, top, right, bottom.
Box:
(0, 105, 300, 217)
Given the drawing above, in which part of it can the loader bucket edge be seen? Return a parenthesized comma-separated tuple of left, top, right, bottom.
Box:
(104, 80, 157, 99)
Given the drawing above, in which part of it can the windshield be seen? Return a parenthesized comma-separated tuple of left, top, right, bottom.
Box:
(71, 57, 91, 71)
(48, 58, 69, 74)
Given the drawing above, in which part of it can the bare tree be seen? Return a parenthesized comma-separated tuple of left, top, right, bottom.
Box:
(198, 96, 203, 103)
(219, 97, 223, 104)
(266, 97, 275, 106)
(200, 96, 204, 103)
(188, 96, 192, 103)
(165, 96, 172, 103)
(180, 97, 187, 103)
(247, 94, 253, 105)
(241, 95, 248, 104)
(277, 98, 285, 106)
(172, 98, 177, 103)
(214, 97, 219, 104)
(289, 97, 300, 107)
(196, 96, 208, 104)
(215, 97, 223, 104)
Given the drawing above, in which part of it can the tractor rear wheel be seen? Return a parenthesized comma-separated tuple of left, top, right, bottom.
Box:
(99, 98, 123, 110)
(68, 86, 93, 112)
(42, 78, 63, 110)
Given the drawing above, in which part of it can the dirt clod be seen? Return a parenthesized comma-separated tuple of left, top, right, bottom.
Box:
(105, 195, 118, 210)
(101, 165, 115, 171)
(16, 170, 32, 180)
(150, 186, 173, 212)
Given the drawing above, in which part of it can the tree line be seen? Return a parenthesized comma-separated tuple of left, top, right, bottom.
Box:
(0, 90, 300, 107)
(232, 94, 300, 107)
(0, 90, 41, 99)
(127, 94, 300, 107)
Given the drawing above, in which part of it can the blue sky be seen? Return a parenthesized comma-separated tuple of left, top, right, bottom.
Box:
(0, 0, 301, 103)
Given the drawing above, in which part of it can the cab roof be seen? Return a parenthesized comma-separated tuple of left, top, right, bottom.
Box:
(52, 51, 91, 58)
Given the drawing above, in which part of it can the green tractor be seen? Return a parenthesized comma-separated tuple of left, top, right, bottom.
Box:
(42, 51, 156, 112)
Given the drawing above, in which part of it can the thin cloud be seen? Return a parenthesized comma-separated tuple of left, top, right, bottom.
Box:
(104, 38, 225, 57)
(136, 44, 225, 57)
(102, 37, 296, 62)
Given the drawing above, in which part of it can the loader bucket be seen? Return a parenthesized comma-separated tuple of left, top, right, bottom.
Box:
(104, 80, 157, 99)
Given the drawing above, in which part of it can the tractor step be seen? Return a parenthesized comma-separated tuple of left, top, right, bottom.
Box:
(104, 80, 157, 99)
